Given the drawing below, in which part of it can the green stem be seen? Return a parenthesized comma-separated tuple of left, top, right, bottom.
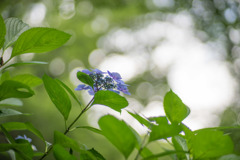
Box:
(134, 131, 150, 160)
(38, 97, 95, 160)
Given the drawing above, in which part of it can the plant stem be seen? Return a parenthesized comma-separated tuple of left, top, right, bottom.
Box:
(134, 131, 150, 160)
(38, 97, 95, 160)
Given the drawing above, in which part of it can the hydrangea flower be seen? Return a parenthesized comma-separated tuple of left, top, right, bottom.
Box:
(15, 135, 37, 151)
(75, 69, 130, 95)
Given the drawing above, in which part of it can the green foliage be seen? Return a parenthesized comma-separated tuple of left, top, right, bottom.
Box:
(93, 90, 128, 112)
(98, 115, 138, 158)
(0, 80, 34, 101)
(190, 129, 234, 159)
(3, 17, 30, 50)
(43, 74, 71, 121)
(77, 71, 94, 88)
(11, 27, 71, 57)
(164, 90, 190, 124)
(149, 116, 182, 141)
(0, 15, 238, 160)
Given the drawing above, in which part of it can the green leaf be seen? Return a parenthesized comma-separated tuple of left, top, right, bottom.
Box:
(0, 98, 23, 107)
(98, 115, 138, 158)
(1, 125, 15, 143)
(79, 148, 106, 160)
(1, 122, 44, 141)
(163, 90, 190, 124)
(93, 90, 128, 112)
(0, 143, 32, 160)
(0, 15, 6, 49)
(218, 154, 240, 160)
(76, 71, 94, 87)
(0, 108, 26, 117)
(54, 131, 80, 151)
(128, 111, 152, 129)
(140, 147, 157, 160)
(74, 126, 103, 135)
(11, 27, 71, 57)
(53, 144, 77, 160)
(12, 74, 42, 87)
(172, 135, 190, 160)
(143, 151, 186, 160)
(149, 116, 182, 142)
(0, 80, 34, 101)
(56, 79, 82, 107)
(3, 17, 30, 50)
(0, 71, 11, 84)
(43, 74, 71, 121)
(191, 129, 234, 159)
(2, 61, 47, 71)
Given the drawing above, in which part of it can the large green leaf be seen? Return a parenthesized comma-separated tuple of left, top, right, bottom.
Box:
(0, 15, 6, 49)
(74, 126, 103, 135)
(43, 74, 71, 121)
(98, 115, 138, 158)
(12, 74, 42, 87)
(53, 144, 77, 160)
(93, 90, 128, 112)
(191, 129, 234, 159)
(149, 116, 182, 142)
(1, 122, 44, 141)
(11, 27, 71, 57)
(0, 108, 26, 117)
(54, 131, 80, 151)
(0, 80, 34, 101)
(0, 71, 11, 84)
(163, 90, 190, 124)
(3, 17, 30, 50)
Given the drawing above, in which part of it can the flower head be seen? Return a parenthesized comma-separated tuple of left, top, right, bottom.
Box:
(75, 69, 130, 95)
(15, 135, 32, 143)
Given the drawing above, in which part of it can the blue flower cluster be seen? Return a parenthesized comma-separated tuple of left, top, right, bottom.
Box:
(75, 69, 130, 95)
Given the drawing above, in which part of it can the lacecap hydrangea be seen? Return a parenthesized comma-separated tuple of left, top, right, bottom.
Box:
(75, 69, 130, 95)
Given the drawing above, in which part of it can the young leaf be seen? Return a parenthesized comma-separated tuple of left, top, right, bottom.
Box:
(3, 17, 30, 50)
(1, 122, 44, 141)
(76, 71, 94, 87)
(149, 116, 182, 142)
(163, 90, 190, 124)
(0, 98, 23, 107)
(93, 90, 128, 112)
(191, 129, 234, 159)
(54, 131, 80, 151)
(43, 74, 71, 121)
(0, 108, 26, 117)
(11, 27, 71, 57)
(53, 144, 77, 160)
(0, 15, 6, 49)
(98, 115, 138, 158)
(0, 80, 34, 101)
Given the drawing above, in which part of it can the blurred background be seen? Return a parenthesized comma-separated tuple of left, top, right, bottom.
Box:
(1, 0, 240, 159)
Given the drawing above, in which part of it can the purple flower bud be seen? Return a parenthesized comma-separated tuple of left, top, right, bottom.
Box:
(92, 69, 105, 74)
(117, 83, 131, 95)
